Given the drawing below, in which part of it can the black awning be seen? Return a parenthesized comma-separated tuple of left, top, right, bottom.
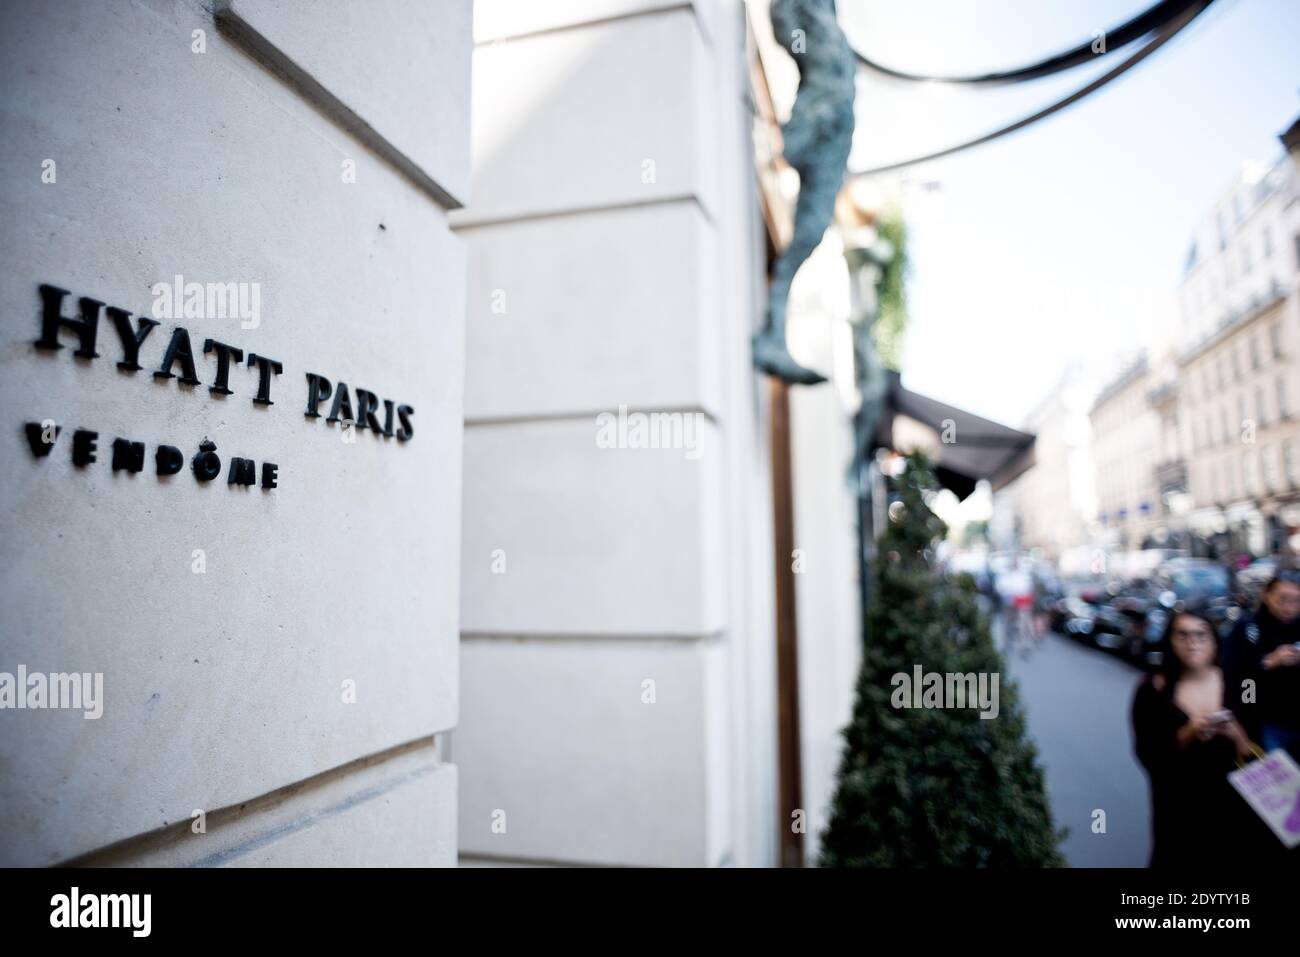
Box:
(875, 371, 1035, 499)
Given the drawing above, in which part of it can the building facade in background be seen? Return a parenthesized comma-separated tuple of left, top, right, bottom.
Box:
(1090, 355, 1161, 549)
(1042, 116, 1300, 566)
(1001, 367, 1099, 559)
(1178, 157, 1295, 348)
(1177, 123, 1300, 557)
(1147, 358, 1190, 547)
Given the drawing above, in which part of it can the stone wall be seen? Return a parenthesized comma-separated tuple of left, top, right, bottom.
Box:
(0, 0, 470, 867)
(453, 0, 780, 867)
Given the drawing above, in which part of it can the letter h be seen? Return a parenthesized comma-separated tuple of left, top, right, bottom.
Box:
(34, 284, 101, 358)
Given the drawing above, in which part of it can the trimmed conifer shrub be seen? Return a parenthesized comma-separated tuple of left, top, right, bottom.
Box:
(820, 453, 1065, 867)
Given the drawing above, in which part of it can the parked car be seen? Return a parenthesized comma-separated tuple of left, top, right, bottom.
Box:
(1104, 581, 1160, 662)
(1048, 577, 1102, 633)
(1090, 601, 1133, 653)
(1048, 577, 1129, 649)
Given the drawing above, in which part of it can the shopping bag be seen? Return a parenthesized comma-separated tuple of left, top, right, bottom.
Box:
(1228, 747, 1300, 849)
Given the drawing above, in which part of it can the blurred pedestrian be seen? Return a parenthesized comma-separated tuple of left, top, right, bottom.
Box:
(1222, 571, 1300, 762)
(995, 564, 1036, 652)
(1132, 611, 1272, 867)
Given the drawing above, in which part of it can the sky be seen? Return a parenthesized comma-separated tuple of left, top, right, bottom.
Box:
(836, 0, 1300, 428)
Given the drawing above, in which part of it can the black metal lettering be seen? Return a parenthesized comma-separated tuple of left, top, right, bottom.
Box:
(227, 457, 256, 486)
(305, 373, 332, 418)
(192, 440, 221, 481)
(35, 285, 101, 359)
(111, 438, 145, 473)
(396, 404, 414, 442)
(203, 339, 245, 396)
(247, 353, 283, 405)
(154, 327, 201, 385)
(24, 422, 60, 457)
(156, 444, 183, 476)
(107, 308, 160, 372)
(327, 382, 354, 425)
(71, 429, 97, 466)
(354, 389, 384, 432)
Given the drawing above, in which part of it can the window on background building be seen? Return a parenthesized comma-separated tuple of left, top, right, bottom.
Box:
(1286, 442, 1298, 488)
(1233, 347, 1243, 380)
(1278, 377, 1289, 420)
(1241, 243, 1251, 275)
(1256, 386, 1268, 427)
(1250, 336, 1260, 370)
(1263, 445, 1276, 492)
(1293, 233, 1300, 269)
(1271, 322, 1283, 358)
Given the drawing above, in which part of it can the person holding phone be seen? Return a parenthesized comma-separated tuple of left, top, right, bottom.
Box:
(1132, 611, 1268, 867)
(1222, 570, 1300, 762)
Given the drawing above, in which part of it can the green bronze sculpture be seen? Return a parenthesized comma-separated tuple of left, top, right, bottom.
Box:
(753, 0, 856, 385)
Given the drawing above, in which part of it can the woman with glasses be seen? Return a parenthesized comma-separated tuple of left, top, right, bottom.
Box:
(1222, 571, 1300, 762)
(1132, 611, 1267, 867)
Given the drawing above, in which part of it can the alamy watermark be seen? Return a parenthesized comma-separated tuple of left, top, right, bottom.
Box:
(151, 274, 260, 329)
(890, 665, 1000, 720)
(595, 405, 704, 460)
(50, 887, 150, 937)
(0, 666, 103, 719)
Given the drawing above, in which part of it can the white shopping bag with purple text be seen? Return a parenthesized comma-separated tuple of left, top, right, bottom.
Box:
(1228, 748, 1300, 849)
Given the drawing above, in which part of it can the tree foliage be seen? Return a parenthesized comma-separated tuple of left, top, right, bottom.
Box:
(872, 210, 908, 371)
